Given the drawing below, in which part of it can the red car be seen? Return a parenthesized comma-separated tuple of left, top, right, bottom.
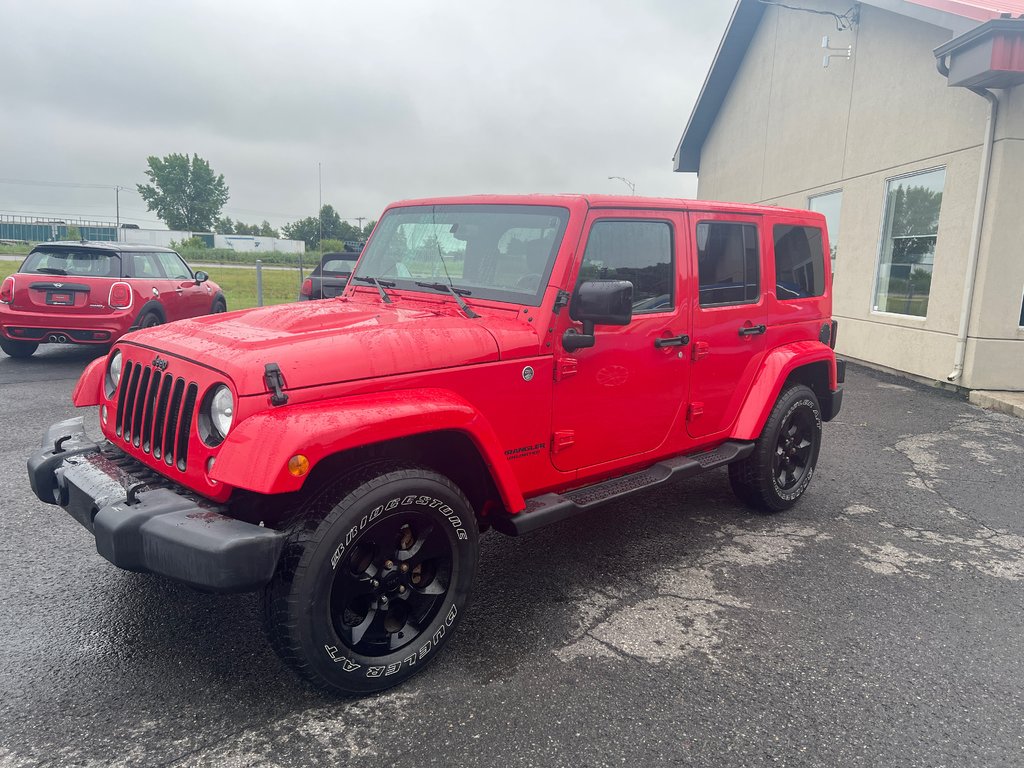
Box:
(30, 195, 842, 695)
(0, 241, 225, 358)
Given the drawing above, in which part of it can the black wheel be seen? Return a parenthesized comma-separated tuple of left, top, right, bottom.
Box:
(262, 463, 479, 695)
(729, 384, 822, 512)
(139, 312, 161, 329)
(212, 297, 227, 313)
(0, 339, 38, 358)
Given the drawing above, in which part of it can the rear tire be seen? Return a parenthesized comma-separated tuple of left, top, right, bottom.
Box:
(729, 384, 822, 513)
(0, 339, 38, 358)
(139, 312, 161, 329)
(262, 463, 479, 696)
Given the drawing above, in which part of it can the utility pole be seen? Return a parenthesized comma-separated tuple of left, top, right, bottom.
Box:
(115, 186, 120, 240)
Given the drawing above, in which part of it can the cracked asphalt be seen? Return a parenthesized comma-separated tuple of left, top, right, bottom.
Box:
(2, 346, 1023, 767)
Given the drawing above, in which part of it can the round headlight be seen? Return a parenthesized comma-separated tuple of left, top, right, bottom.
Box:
(106, 350, 122, 397)
(210, 385, 234, 438)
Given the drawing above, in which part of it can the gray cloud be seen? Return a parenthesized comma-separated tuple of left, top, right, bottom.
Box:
(0, 0, 731, 230)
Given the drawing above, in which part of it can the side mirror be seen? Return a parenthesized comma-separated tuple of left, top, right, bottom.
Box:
(563, 280, 633, 352)
(194, 270, 209, 284)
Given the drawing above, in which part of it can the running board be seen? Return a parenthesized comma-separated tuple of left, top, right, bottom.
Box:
(497, 440, 755, 536)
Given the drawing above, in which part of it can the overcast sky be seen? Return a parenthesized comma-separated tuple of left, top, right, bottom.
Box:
(0, 0, 732, 232)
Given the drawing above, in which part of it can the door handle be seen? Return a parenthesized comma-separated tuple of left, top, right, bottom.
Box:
(738, 324, 766, 337)
(175, 287, 184, 293)
(654, 334, 690, 348)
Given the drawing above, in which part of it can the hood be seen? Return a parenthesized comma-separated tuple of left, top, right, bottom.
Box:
(121, 299, 501, 395)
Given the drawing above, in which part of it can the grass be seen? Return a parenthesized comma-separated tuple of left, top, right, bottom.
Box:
(0, 261, 306, 311)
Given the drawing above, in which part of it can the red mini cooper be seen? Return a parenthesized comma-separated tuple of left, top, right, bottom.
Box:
(0, 242, 226, 358)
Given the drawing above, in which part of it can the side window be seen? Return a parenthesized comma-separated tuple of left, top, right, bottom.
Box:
(773, 225, 825, 299)
(129, 252, 162, 279)
(697, 222, 760, 306)
(154, 252, 193, 280)
(577, 220, 673, 314)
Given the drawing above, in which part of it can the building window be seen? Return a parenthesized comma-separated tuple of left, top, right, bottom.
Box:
(578, 220, 674, 313)
(1019, 291, 1024, 328)
(697, 221, 760, 307)
(873, 168, 945, 317)
(774, 225, 825, 299)
(808, 190, 841, 262)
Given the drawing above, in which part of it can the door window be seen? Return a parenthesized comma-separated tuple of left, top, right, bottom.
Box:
(154, 252, 193, 280)
(129, 252, 163, 279)
(577, 220, 673, 314)
(697, 222, 760, 306)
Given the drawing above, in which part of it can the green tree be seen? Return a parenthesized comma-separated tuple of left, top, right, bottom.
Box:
(213, 216, 235, 234)
(65, 224, 81, 240)
(137, 153, 230, 231)
(258, 220, 278, 238)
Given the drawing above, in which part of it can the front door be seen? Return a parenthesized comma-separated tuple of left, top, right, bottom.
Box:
(551, 211, 691, 472)
(686, 212, 768, 439)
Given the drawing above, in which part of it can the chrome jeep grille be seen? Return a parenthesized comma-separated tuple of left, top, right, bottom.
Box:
(114, 360, 198, 472)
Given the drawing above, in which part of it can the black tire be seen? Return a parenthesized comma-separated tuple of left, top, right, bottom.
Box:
(211, 296, 227, 313)
(729, 384, 822, 513)
(139, 312, 161, 329)
(0, 339, 38, 358)
(262, 463, 479, 696)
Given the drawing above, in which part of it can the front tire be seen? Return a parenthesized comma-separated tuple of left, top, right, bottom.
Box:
(0, 339, 38, 358)
(729, 384, 822, 512)
(262, 464, 479, 695)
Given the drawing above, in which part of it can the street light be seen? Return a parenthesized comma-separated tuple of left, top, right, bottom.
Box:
(607, 176, 636, 195)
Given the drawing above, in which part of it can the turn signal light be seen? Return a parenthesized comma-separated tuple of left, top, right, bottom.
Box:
(0, 276, 13, 304)
(108, 282, 133, 310)
(287, 454, 310, 477)
(300, 278, 312, 297)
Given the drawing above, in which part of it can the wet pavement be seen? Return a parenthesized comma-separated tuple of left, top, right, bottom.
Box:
(1, 346, 1023, 767)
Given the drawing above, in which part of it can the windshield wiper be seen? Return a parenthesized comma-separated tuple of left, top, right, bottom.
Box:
(415, 282, 480, 319)
(352, 276, 394, 303)
(34, 267, 67, 275)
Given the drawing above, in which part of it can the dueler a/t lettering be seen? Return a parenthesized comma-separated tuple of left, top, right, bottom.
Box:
(28, 194, 844, 695)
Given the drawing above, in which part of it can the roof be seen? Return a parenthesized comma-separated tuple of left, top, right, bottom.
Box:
(33, 241, 175, 253)
(673, 0, 1024, 173)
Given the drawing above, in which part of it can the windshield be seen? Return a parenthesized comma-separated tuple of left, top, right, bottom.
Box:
(353, 204, 570, 305)
(20, 248, 121, 278)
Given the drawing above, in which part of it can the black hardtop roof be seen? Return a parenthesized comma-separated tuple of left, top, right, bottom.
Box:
(32, 241, 177, 254)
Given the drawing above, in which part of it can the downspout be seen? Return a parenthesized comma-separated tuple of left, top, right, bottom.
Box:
(936, 55, 999, 383)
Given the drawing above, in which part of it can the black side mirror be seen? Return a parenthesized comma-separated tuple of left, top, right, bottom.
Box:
(563, 280, 633, 352)
(194, 270, 209, 284)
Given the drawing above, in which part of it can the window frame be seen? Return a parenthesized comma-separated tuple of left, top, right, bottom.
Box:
(870, 166, 946, 320)
(576, 217, 676, 317)
(695, 219, 762, 309)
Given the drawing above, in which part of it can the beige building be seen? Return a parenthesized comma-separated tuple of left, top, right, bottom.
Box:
(674, 0, 1024, 391)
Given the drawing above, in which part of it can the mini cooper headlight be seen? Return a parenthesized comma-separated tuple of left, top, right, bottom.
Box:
(106, 350, 123, 397)
(209, 385, 234, 439)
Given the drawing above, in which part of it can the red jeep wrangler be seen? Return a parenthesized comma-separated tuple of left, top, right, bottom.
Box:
(28, 195, 843, 695)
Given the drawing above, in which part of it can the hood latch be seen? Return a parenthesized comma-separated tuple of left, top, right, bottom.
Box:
(264, 363, 289, 406)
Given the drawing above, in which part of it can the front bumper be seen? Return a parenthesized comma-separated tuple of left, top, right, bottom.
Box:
(28, 417, 285, 593)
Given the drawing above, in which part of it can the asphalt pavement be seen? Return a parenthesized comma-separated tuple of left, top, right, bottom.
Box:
(1, 346, 1022, 767)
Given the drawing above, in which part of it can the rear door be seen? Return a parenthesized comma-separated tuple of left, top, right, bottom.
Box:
(686, 212, 769, 439)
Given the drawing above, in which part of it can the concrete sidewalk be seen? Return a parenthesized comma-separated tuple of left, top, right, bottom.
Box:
(970, 390, 1024, 418)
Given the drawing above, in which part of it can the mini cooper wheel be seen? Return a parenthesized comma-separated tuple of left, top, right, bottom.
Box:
(212, 297, 227, 313)
(729, 384, 822, 513)
(0, 339, 39, 358)
(262, 464, 479, 695)
(140, 312, 162, 329)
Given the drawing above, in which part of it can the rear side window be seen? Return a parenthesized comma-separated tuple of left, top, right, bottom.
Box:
(697, 222, 760, 306)
(20, 249, 120, 278)
(774, 225, 825, 299)
(321, 257, 358, 275)
(577, 220, 674, 314)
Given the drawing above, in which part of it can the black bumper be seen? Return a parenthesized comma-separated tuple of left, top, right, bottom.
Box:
(821, 359, 846, 422)
(27, 417, 285, 593)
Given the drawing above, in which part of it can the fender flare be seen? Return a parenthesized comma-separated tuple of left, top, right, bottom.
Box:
(732, 341, 837, 441)
(211, 387, 526, 512)
(131, 300, 166, 329)
(209, 291, 226, 312)
(72, 356, 106, 407)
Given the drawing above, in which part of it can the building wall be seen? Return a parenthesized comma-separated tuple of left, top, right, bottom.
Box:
(695, 1, 1024, 390)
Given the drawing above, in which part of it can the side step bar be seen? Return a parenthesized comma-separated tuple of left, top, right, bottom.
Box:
(496, 440, 755, 536)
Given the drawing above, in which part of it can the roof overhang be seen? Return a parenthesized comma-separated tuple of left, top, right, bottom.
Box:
(934, 18, 1024, 87)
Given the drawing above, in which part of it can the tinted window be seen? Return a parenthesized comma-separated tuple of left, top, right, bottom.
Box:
(20, 248, 120, 278)
(773, 225, 825, 299)
(320, 255, 358, 275)
(577, 220, 673, 314)
(697, 222, 760, 306)
(154, 252, 192, 280)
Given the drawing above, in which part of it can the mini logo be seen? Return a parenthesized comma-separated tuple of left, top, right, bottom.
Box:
(53, 283, 63, 288)
(522, 366, 535, 382)
(153, 357, 169, 371)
